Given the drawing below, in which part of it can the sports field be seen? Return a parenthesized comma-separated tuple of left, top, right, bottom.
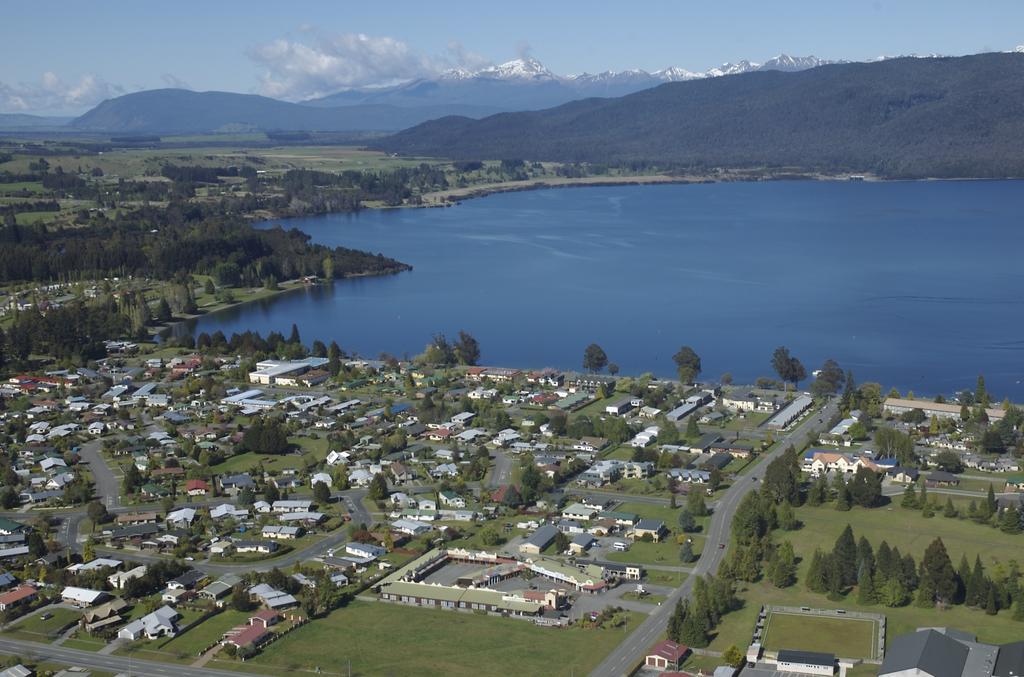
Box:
(761, 610, 877, 659)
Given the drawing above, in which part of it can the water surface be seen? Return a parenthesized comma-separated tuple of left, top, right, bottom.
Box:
(181, 181, 1024, 397)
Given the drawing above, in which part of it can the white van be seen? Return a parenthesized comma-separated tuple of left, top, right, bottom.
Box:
(612, 541, 629, 552)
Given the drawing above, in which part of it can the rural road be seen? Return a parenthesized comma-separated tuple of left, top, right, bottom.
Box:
(589, 398, 839, 677)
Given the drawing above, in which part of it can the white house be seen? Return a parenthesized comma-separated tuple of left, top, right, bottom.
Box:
(118, 606, 180, 640)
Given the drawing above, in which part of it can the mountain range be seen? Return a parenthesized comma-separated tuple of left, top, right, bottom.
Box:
(3, 52, 844, 134)
(304, 54, 840, 111)
(377, 52, 1024, 179)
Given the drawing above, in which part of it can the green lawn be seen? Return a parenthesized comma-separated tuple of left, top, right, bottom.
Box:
(3, 607, 80, 641)
(606, 538, 700, 566)
(62, 635, 108, 652)
(762, 611, 877, 659)
(644, 569, 689, 586)
(786, 504, 1024, 568)
(617, 501, 679, 525)
(218, 600, 644, 676)
(157, 609, 252, 657)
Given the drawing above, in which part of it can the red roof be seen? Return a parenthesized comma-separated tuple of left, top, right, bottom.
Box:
(647, 640, 689, 662)
(227, 624, 269, 648)
(249, 609, 280, 624)
(0, 585, 37, 606)
(185, 479, 210, 492)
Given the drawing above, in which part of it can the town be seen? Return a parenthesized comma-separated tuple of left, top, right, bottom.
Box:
(0, 331, 1017, 677)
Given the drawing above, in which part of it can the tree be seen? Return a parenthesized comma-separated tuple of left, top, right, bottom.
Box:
(312, 481, 331, 504)
(686, 489, 709, 517)
(553, 531, 570, 553)
(679, 540, 695, 563)
(777, 501, 799, 530)
(977, 374, 990, 407)
(900, 484, 918, 509)
(684, 416, 700, 439)
(582, 343, 608, 373)
(723, 645, 744, 668)
(677, 509, 697, 533)
(709, 467, 723, 493)
(679, 603, 709, 647)
(480, 527, 502, 546)
(122, 464, 142, 495)
(833, 525, 859, 587)
(672, 346, 702, 384)
(805, 549, 828, 593)
(811, 359, 845, 397)
(762, 447, 801, 505)
(919, 537, 958, 607)
(231, 584, 254, 612)
(771, 346, 807, 389)
(367, 473, 389, 501)
(847, 466, 882, 508)
(875, 427, 916, 465)
(454, 330, 480, 366)
(768, 541, 797, 588)
(86, 501, 110, 527)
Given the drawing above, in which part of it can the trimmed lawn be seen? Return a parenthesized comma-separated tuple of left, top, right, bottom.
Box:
(606, 538, 698, 566)
(213, 451, 312, 474)
(762, 611, 876, 659)
(158, 609, 253, 657)
(3, 607, 80, 641)
(62, 635, 108, 652)
(644, 569, 689, 586)
(617, 501, 679, 525)
(225, 600, 644, 676)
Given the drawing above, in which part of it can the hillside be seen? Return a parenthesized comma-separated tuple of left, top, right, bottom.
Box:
(70, 89, 498, 134)
(377, 53, 1024, 178)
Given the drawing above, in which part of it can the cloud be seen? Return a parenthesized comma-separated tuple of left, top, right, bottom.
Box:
(249, 31, 491, 100)
(0, 72, 125, 114)
(160, 73, 192, 90)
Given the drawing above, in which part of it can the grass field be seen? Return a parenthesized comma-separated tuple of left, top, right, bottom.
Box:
(3, 607, 80, 642)
(156, 609, 252, 658)
(787, 504, 1024, 568)
(761, 611, 877, 659)
(212, 600, 643, 676)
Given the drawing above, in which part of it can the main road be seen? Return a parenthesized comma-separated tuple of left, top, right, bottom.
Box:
(589, 397, 838, 677)
(0, 636, 265, 677)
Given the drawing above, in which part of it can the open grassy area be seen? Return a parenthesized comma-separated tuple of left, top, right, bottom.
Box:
(156, 609, 253, 658)
(616, 501, 680, 525)
(2, 607, 80, 642)
(786, 504, 1024, 568)
(606, 539, 686, 566)
(217, 600, 643, 676)
(762, 611, 877, 659)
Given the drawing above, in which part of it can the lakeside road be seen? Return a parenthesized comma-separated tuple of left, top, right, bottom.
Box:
(589, 397, 839, 677)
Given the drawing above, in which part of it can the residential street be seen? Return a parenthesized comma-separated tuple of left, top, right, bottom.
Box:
(589, 398, 839, 677)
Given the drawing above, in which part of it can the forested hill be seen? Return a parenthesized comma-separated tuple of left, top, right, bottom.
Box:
(70, 89, 498, 134)
(377, 52, 1024, 178)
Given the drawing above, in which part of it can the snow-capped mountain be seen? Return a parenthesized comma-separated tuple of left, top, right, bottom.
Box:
(304, 53, 843, 111)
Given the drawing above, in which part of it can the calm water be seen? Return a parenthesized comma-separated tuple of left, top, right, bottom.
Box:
(181, 181, 1024, 397)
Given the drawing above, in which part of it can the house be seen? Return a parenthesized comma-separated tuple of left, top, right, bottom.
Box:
(569, 533, 595, 554)
(346, 542, 387, 560)
(0, 666, 32, 677)
(185, 479, 210, 496)
(886, 466, 921, 484)
(118, 606, 180, 640)
(310, 472, 332, 488)
(0, 585, 37, 611)
(439, 491, 466, 508)
(262, 525, 302, 540)
(199, 579, 235, 605)
(108, 565, 147, 589)
(776, 650, 835, 676)
(272, 499, 313, 514)
(167, 569, 208, 591)
(520, 524, 559, 555)
(1004, 474, 1024, 492)
(81, 597, 129, 633)
(236, 540, 279, 554)
(631, 519, 666, 542)
(645, 640, 689, 671)
(605, 397, 634, 416)
(927, 471, 960, 487)
(391, 519, 430, 536)
(766, 395, 814, 430)
(884, 397, 1006, 422)
(62, 586, 110, 607)
(562, 503, 599, 521)
(219, 473, 256, 495)
(248, 583, 299, 610)
(165, 507, 197, 528)
(210, 504, 249, 520)
(0, 518, 27, 536)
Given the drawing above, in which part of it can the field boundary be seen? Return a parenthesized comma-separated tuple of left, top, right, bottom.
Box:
(760, 605, 885, 663)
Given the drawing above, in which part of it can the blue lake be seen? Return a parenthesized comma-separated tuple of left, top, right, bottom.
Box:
(182, 180, 1024, 397)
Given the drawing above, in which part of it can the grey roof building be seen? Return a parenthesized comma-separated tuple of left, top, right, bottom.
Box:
(879, 628, 1015, 677)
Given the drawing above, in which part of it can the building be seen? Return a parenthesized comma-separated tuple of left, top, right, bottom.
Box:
(883, 397, 1006, 422)
(61, 586, 109, 607)
(646, 640, 689, 671)
(248, 357, 329, 386)
(775, 650, 835, 675)
(766, 395, 814, 430)
(879, 627, 1023, 677)
(520, 524, 559, 555)
(0, 585, 37, 611)
(379, 580, 543, 617)
(631, 519, 667, 542)
(118, 606, 180, 640)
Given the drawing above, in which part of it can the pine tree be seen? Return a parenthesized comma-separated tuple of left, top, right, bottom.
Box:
(1013, 598, 1024, 622)
(856, 536, 875, 576)
(900, 484, 918, 509)
(943, 498, 957, 518)
(723, 645, 745, 668)
(685, 416, 700, 439)
(918, 481, 928, 507)
(807, 475, 828, 506)
(667, 598, 684, 642)
(986, 484, 998, 519)
(857, 566, 877, 605)
(921, 501, 935, 518)
(835, 482, 852, 511)
(833, 525, 859, 587)
(826, 554, 846, 598)
(1001, 505, 1022, 534)
(880, 577, 909, 607)
(687, 488, 709, 517)
(769, 541, 797, 588)
(777, 501, 798, 530)
(679, 540, 695, 564)
(966, 556, 985, 607)
(986, 585, 999, 615)
(679, 604, 710, 647)
(920, 538, 957, 606)
(806, 549, 827, 593)
(876, 541, 895, 582)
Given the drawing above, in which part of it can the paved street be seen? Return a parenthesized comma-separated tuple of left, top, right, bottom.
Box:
(589, 398, 839, 677)
(0, 636, 264, 677)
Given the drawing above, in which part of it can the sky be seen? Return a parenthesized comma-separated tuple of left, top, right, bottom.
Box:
(3, 0, 1024, 115)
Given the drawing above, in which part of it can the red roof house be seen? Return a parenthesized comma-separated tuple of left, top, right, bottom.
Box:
(645, 640, 689, 671)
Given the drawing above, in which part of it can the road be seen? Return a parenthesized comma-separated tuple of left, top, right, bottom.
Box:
(0, 636, 265, 677)
(488, 450, 514, 488)
(77, 437, 121, 510)
(589, 399, 839, 677)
